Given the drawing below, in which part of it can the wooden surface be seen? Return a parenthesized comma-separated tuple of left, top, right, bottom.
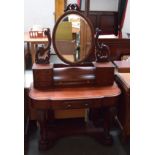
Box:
(115, 73, 130, 89)
(97, 34, 130, 61)
(81, 0, 127, 35)
(24, 32, 48, 63)
(32, 63, 53, 69)
(94, 62, 115, 86)
(29, 82, 121, 150)
(29, 83, 121, 102)
(81, 1, 118, 34)
(24, 32, 48, 43)
(115, 73, 130, 141)
(82, 10, 118, 35)
(24, 71, 38, 120)
(99, 33, 129, 39)
(113, 60, 130, 73)
(24, 70, 86, 120)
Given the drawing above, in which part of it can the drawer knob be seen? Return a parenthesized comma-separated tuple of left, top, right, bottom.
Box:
(67, 104, 71, 108)
(85, 103, 88, 106)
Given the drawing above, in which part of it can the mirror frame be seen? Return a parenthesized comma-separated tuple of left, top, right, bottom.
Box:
(52, 10, 94, 65)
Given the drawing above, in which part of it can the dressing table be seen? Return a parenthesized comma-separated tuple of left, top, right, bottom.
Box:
(29, 4, 121, 150)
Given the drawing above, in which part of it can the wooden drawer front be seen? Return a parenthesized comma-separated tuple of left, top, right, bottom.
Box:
(51, 99, 101, 110)
(33, 70, 52, 81)
(31, 98, 118, 110)
(33, 69, 53, 90)
(95, 67, 114, 86)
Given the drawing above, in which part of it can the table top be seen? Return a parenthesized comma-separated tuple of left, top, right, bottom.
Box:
(29, 83, 121, 101)
(98, 33, 129, 40)
(24, 32, 48, 43)
(115, 73, 130, 89)
(113, 60, 130, 73)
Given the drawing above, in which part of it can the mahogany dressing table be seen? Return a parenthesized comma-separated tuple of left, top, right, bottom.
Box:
(29, 4, 121, 150)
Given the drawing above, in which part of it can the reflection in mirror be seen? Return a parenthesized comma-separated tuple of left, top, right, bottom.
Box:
(55, 14, 92, 63)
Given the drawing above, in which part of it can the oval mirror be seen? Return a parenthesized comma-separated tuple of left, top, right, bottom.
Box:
(52, 11, 94, 64)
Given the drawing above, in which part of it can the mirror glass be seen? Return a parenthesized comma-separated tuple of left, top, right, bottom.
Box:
(54, 14, 93, 63)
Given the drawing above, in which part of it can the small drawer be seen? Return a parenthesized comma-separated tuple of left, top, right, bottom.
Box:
(51, 99, 102, 110)
(33, 70, 52, 81)
(51, 100, 89, 110)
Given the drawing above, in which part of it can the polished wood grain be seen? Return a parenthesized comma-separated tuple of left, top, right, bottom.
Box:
(81, 1, 118, 35)
(86, 34, 130, 62)
(29, 83, 120, 102)
(54, 66, 95, 84)
(94, 62, 115, 86)
(98, 35, 130, 61)
(116, 73, 130, 89)
(55, 0, 65, 21)
(32, 62, 115, 89)
(115, 73, 130, 142)
(87, 11, 118, 35)
(24, 70, 86, 120)
(113, 60, 130, 73)
(29, 83, 121, 150)
(33, 64, 53, 90)
(24, 32, 48, 43)
(30, 61, 120, 150)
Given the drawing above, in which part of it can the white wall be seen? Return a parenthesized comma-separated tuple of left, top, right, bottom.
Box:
(24, 0, 55, 32)
(89, 0, 119, 11)
(67, 0, 119, 11)
(122, 0, 130, 33)
(24, 0, 129, 33)
(67, 0, 77, 5)
(81, 0, 85, 10)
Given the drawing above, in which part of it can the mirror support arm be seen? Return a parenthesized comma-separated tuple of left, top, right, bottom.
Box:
(35, 28, 52, 64)
(95, 28, 110, 62)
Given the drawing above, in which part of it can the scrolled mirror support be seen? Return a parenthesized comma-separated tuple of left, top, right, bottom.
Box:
(95, 28, 110, 62)
(65, 4, 80, 12)
(35, 28, 52, 64)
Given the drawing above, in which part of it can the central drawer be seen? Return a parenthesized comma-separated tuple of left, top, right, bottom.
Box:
(51, 99, 102, 110)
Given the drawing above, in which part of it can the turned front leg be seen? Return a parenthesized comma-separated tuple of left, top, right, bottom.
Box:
(103, 107, 113, 144)
(37, 110, 49, 150)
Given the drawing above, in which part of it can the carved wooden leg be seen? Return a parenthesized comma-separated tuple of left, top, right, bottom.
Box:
(103, 107, 113, 145)
(37, 110, 49, 150)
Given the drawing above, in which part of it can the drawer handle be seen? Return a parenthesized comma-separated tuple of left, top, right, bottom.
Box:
(85, 103, 88, 106)
(67, 104, 71, 108)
